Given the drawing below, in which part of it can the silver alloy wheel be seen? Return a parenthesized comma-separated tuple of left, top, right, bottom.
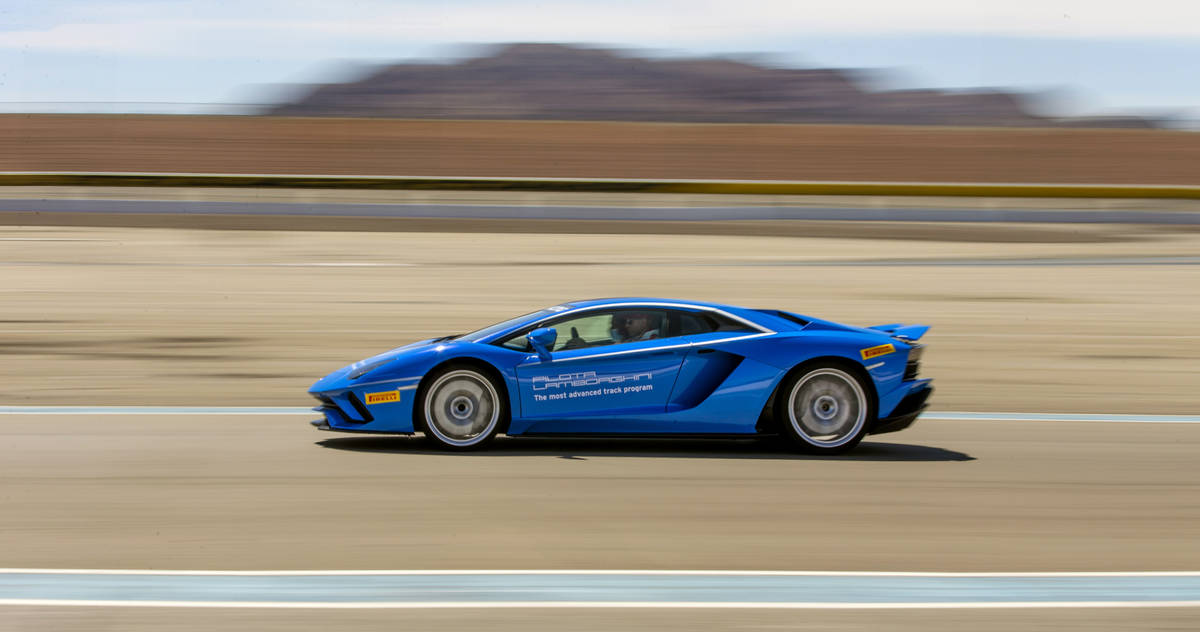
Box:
(786, 367, 868, 449)
(423, 369, 500, 447)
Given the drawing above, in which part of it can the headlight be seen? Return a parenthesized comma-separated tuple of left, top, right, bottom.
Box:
(348, 358, 392, 379)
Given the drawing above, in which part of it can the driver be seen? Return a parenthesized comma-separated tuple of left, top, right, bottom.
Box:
(618, 311, 659, 342)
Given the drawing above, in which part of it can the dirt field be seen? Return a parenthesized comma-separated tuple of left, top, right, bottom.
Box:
(4, 115, 1199, 184)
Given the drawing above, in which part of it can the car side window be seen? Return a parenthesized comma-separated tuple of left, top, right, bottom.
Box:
(672, 310, 757, 336)
(498, 313, 616, 351)
(551, 313, 616, 350)
(678, 311, 715, 335)
(499, 332, 533, 351)
(498, 307, 712, 351)
(709, 312, 758, 333)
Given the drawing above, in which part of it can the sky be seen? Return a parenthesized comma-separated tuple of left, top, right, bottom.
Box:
(2, 0, 1198, 123)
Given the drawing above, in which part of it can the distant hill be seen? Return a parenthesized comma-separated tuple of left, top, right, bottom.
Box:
(267, 43, 1160, 128)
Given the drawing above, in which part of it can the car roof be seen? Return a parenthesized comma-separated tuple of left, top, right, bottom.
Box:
(562, 297, 744, 311)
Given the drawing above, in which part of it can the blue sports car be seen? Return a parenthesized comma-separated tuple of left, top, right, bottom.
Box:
(309, 298, 932, 454)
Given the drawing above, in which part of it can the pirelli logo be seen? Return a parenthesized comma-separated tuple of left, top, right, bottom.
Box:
(365, 391, 400, 405)
(860, 344, 895, 360)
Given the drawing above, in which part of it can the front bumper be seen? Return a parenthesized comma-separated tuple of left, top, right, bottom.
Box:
(870, 384, 932, 435)
(309, 386, 418, 434)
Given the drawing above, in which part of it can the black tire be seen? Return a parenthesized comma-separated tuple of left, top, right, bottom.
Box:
(419, 364, 506, 450)
(776, 363, 874, 454)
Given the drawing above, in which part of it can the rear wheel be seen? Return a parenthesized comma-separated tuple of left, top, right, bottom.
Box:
(778, 365, 873, 454)
(420, 366, 504, 450)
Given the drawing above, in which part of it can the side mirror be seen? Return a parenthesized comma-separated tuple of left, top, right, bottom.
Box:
(527, 327, 557, 362)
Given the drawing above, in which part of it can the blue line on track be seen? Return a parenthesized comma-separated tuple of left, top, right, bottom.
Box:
(2, 572, 1199, 606)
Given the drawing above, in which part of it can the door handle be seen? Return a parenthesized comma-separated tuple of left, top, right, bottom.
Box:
(697, 348, 716, 354)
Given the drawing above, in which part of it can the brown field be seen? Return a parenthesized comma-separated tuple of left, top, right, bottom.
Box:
(3, 114, 1199, 184)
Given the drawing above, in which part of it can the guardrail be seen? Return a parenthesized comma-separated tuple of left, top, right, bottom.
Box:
(2, 172, 1199, 199)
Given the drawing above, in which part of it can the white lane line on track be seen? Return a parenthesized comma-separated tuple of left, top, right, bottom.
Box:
(1, 407, 1198, 422)
(0, 238, 110, 242)
(924, 412, 1200, 423)
(270, 263, 419, 267)
(4, 600, 1200, 610)
(0, 406, 307, 415)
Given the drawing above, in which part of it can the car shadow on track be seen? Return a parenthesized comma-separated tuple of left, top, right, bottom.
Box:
(316, 435, 974, 462)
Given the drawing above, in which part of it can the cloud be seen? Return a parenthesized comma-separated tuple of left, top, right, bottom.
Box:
(3, 0, 1199, 59)
(0, 22, 172, 53)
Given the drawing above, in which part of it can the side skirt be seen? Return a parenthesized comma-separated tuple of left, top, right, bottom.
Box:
(515, 432, 767, 439)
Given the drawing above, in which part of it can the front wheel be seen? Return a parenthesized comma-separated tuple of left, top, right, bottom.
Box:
(420, 366, 505, 450)
(778, 365, 873, 454)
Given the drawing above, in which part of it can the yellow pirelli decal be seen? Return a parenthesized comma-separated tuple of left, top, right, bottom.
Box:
(860, 343, 895, 360)
(365, 391, 400, 405)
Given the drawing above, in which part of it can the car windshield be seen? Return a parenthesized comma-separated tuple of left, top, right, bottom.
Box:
(455, 307, 562, 343)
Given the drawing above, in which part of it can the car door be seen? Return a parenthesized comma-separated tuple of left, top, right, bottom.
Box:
(511, 308, 689, 425)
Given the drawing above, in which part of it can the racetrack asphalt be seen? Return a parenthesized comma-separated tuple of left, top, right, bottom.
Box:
(2, 413, 1199, 630)
(4, 197, 1200, 224)
(5, 412, 1198, 573)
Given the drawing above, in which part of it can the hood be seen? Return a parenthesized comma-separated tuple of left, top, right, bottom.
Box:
(308, 336, 450, 392)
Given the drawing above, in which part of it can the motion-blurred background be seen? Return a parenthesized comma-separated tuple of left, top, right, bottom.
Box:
(2, 3, 1200, 630)
(2, 1, 1198, 409)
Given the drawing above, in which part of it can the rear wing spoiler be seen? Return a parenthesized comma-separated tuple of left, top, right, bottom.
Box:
(867, 323, 930, 342)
